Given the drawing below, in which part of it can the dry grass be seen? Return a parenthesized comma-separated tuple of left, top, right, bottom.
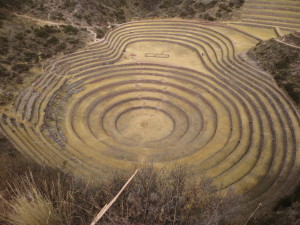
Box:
(1, 172, 75, 225)
(3, 181, 62, 225)
(0, 162, 245, 225)
(2, 136, 280, 224)
(0, 168, 97, 225)
(1, 145, 297, 225)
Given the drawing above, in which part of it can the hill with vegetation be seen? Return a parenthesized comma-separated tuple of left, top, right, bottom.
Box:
(0, 9, 91, 107)
(0, 0, 244, 25)
(248, 33, 300, 105)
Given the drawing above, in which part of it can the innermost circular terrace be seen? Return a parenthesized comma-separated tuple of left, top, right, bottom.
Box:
(116, 107, 174, 144)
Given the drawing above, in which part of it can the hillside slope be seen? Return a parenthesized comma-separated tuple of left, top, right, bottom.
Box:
(0, 9, 92, 108)
(0, 0, 244, 26)
(247, 33, 300, 105)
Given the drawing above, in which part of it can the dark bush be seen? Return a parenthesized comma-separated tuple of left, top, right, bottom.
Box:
(219, 2, 229, 10)
(41, 52, 53, 59)
(275, 55, 291, 69)
(0, 65, 10, 77)
(0, 37, 9, 55)
(47, 36, 59, 44)
(14, 75, 23, 84)
(83, 15, 92, 25)
(34, 25, 60, 38)
(63, 0, 77, 9)
(51, 12, 64, 20)
(0, 36, 8, 44)
(116, 0, 127, 7)
(0, 0, 24, 9)
(203, 12, 216, 21)
(55, 43, 67, 52)
(115, 9, 126, 22)
(67, 38, 80, 44)
(284, 83, 300, 103)
(139, 0, 163, 11)
(180, 10, 188, 18)
(34, 27, 50, 38)
(0, 9, 9, 20)
(62, 25, 79, 34)
(194, 2, 205, 10)
(12, 63, 30, 73)
(14, 32, 24, 41)
(24, 52, 39, 62)
(159, 0, 182, 9)
(96, 28, 108, 38)
(74, 13, 82, 19)
(216, 11, 222, 17)
(37, 4, 45, 11)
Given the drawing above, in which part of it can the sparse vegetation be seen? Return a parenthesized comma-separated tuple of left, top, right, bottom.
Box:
(0, 144, 243, 225)
(61, 25, 79, 34)
(248, 33, 300, 104)
(245, 34, 300, 224)
(132, 0, 240, 20)
(1, 143, 297, 224)
(95, 27, 108, 38)
(0, 0, 243, 28)
(0, 8, 90, 106)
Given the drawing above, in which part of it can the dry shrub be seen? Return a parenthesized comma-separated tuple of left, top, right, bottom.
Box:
(0, 165, 243, 225)
(101, 165, 242, 225)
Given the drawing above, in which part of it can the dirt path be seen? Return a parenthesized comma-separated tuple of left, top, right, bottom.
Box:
(275, 38, 300, 50)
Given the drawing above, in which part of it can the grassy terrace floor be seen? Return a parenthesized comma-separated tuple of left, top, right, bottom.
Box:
(227, 0, 300, 38)
(0, 19, 299, 213)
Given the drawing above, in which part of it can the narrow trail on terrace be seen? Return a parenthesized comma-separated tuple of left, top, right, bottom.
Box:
(275, 38, 300, 49)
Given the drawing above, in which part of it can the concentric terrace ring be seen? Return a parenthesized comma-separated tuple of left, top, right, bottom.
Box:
(1, 20, 299, 210)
